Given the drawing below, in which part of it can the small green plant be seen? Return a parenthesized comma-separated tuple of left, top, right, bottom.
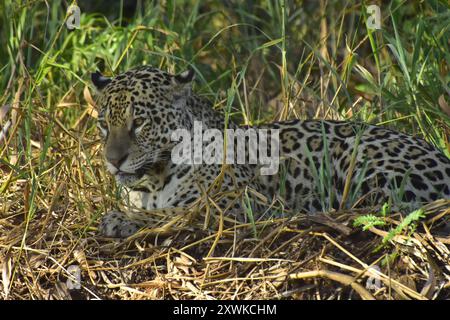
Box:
(354, 207, 426, 248)
(382, 208, 425, 245)
(353, 214, 386, 231)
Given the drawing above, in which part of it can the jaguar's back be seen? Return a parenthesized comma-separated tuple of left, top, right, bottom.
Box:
(258, 120, 450, 212)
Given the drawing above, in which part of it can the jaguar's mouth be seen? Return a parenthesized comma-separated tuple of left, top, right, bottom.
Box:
(114, 169, 145, 177)
(108, 150, 172, 179)
(115, 170, 139, 178)
(114, 160, 167, 178)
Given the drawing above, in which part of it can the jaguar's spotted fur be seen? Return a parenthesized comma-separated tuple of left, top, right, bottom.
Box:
(91, 66, 450, 238)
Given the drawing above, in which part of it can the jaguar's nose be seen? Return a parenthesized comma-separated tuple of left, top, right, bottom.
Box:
(107, 154, 128, 169)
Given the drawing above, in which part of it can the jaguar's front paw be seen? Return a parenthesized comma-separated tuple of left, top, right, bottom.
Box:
(98, 211, 145, 238)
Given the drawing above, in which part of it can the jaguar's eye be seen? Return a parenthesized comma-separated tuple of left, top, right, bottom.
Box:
(133, 118, 145, 128)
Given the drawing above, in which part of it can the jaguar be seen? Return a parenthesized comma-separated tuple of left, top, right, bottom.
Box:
(91, 65, 450, 238)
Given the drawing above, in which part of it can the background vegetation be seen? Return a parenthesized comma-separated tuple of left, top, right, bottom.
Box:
(0, 0, 449, 300)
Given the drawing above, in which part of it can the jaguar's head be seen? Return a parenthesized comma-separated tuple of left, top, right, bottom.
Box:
(91, 66, 194, 183)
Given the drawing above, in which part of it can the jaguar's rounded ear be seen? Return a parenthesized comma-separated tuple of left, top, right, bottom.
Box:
(174, 68, 195, 84)
(91, 71, 112, 90)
